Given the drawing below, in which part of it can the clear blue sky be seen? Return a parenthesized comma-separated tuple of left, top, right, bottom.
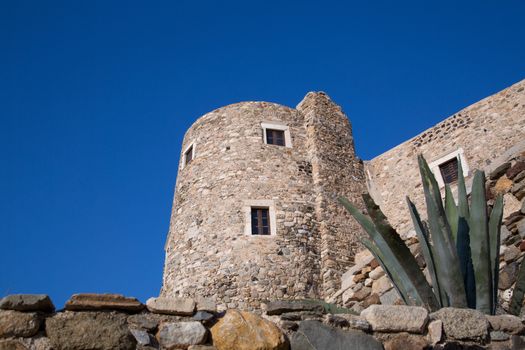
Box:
(2, 1, 524, 308)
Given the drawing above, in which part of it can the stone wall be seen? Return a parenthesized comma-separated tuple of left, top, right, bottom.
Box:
(366, 79, 525, 232)
(3, 293, 525, 350)
(332, 150, 525, 314)
(162, 94, 366, 309)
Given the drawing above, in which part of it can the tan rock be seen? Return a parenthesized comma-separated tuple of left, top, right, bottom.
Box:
(371, 275, 392, 295)
(428, 319, 443, 344)
(65, 293, 144, 312)
(0, 340, 28, 350)
(362, 305, 429, 333)
(0, 310, 41, 338)
(369, 266, 385, 280)
(431, 307, 489, 341)
(493, 176, 514, 195)
(146, 297, 196, 315)
(384, 333, 429, 350)
(487, 314, 525, 334)
(210, 310, 288, 350)
(504, 193, 523, 219)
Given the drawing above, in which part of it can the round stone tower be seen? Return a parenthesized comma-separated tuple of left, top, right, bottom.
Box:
(161, 92, 366, 309)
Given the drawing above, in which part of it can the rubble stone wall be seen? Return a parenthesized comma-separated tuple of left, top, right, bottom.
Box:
(162, 94, 366, 308)
(366, 79, 525, 232)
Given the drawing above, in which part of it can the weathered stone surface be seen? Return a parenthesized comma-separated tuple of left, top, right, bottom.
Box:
(379, 288, 402, 305)
(487, 314, 525, 334)
(147, 297, 196, 315)
(45, 311, 135, 350)
(369, 266, 385, 280)
(65, 293, 144, 312)
(371, 275, 392, 295)
(0, 310, 41, 338)
(491, 330, 510, 341)
(266, 300, 323, 315)
(157, 321, 207, 349)
(210, 310, 288, 350)
(130, 329, 154, 346)
(431, 307, 489, 340)
(362, 305, 428, 333)
(504, 246, 521, 262)
(494, 176, 514, 195)
(428, 319, 443, 344)
(333, 314, 371, 331)
(290, 320, 382, 350)
(0, 340, 28, 350)
(491, 162, 512, 180)
(127, 313, 161, 331)
(499, 262, 519, 289)
(188, 346, 217, 350)
(517, 219, 525, 238)
(195, 297, 217, 313)
(18, 335, 52, 350)
(193, 311, 214, 322)
(0, 295, 54, 313)
(383, 333, 429, 350)
(362, 293, 380, 308)
(507, 162, 525, 180)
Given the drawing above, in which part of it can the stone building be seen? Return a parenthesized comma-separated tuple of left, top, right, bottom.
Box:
(161, 92, 367, 309)
(162, 78, 525, 309)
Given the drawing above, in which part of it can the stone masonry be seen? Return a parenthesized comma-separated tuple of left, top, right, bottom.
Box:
(161, 93, 366, 309)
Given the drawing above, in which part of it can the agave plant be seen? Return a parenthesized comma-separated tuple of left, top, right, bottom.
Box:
(339, 155, 503, 314)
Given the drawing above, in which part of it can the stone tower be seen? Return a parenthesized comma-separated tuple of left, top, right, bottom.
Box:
(161, 92, 366, 309)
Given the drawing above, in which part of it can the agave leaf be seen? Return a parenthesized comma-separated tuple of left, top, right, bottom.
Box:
(510, 261, 525, 316)
(469, 170, 492, 314)
(407, 197, 444, 307)
(418, 155, 467, 308)
(456, 157, 470, 219)
(489, 195, 503, 314)
(361, 238, 409, 305)
(338, 196, 431, 308)
(445, 185, 459, 242)
(362, 193, 439, 310)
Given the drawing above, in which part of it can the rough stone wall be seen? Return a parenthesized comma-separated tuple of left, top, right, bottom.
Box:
(297, 93, 366, 297)
(366, 79, 525, 232)
(161, 102, 321, 309)
(161, 94, 366, 308)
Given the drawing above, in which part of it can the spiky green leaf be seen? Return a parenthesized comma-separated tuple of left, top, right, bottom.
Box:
(510, 261, 525, 316)
(489, 195, 503, 314)
(445, 185, 459, 242)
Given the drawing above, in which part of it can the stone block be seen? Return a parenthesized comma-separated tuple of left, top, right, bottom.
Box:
(499, 262, 519, 290)
(487, 314, 525, 334)
(0, 340, 28, 350)
(379, 288, 401, 305)
(146, 297, 196, 316)
(428, 319, 443, 344)
(0, 294, 54, 313)
(371, 275, 392, 295)
(490, 162, 512, 180)
(0, 310, 41, 338)
(156, 321, 207, 349)
(369, 266, 385, 280)
(430, 307, 489, 341)
(65, 293, 144, 312)
(265, 300, 324, 316)
(507, 161, 525, 180)
(361, 305, 429, 333)
(384, 333, 429, 350)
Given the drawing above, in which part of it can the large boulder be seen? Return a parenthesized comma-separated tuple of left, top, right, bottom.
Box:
(0, 295, 54, 313)
(146, 297, 196, 316)
(290, 320, 382, 350)
(65, 293, 144, 312)
(45, 311, 136, 350)
(0, 310, 41, 338)
(210, 309, 288, 350)
(361, 305, 428, 333)
(431, 308, 489, 341)
(156, 321, 207, 349)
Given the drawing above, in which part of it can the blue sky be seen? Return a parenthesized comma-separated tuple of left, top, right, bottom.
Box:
(2, 1, 524, 308)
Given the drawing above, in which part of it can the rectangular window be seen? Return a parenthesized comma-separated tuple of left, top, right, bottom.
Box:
(439, 157, 459, 184)
(184, 145, 193, 165)
(251, 207, 270, 235)
(266, 129, 285, 146)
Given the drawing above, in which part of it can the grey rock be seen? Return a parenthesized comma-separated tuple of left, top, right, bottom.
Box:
(487, 314, 525, 334)
(499, 262, 519, 290)
(0, 310, 41, 338)
(379, 287, 401, 305)
(146, 297, 196, 316)
(130, 329, 154, 346)
(431, 307, 489, 341)
(362, 305, 428, 333)
(0, 340, 28, 350)
(491, 330, 510, 341)
(290, 320, 382, 350)
(428, 319, 443, 345)
(127, 313, 160, 331)
(195, 297, 217, 313)
(266, 300, 324, 315)
(491, 162, 511, 180)
(521, 199, 525, 214)
(0, 295, 54, 313)
(504, 246, 521, 262)
(332, 313, 371, 331)
(156, 321, 207, 349)
(46, 311, 135, 350)
(187, 346, 217, 350)
(193, 311, 214, 322)
(517, 219, 525, 238)
(501, 226, 512, 243)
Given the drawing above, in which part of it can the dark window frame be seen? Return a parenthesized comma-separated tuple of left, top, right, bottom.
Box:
(265, 129, 286, 146)
(184, 145, 193, 166)
(439, 157, 459, 184)
(251, 207, 270, 235)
